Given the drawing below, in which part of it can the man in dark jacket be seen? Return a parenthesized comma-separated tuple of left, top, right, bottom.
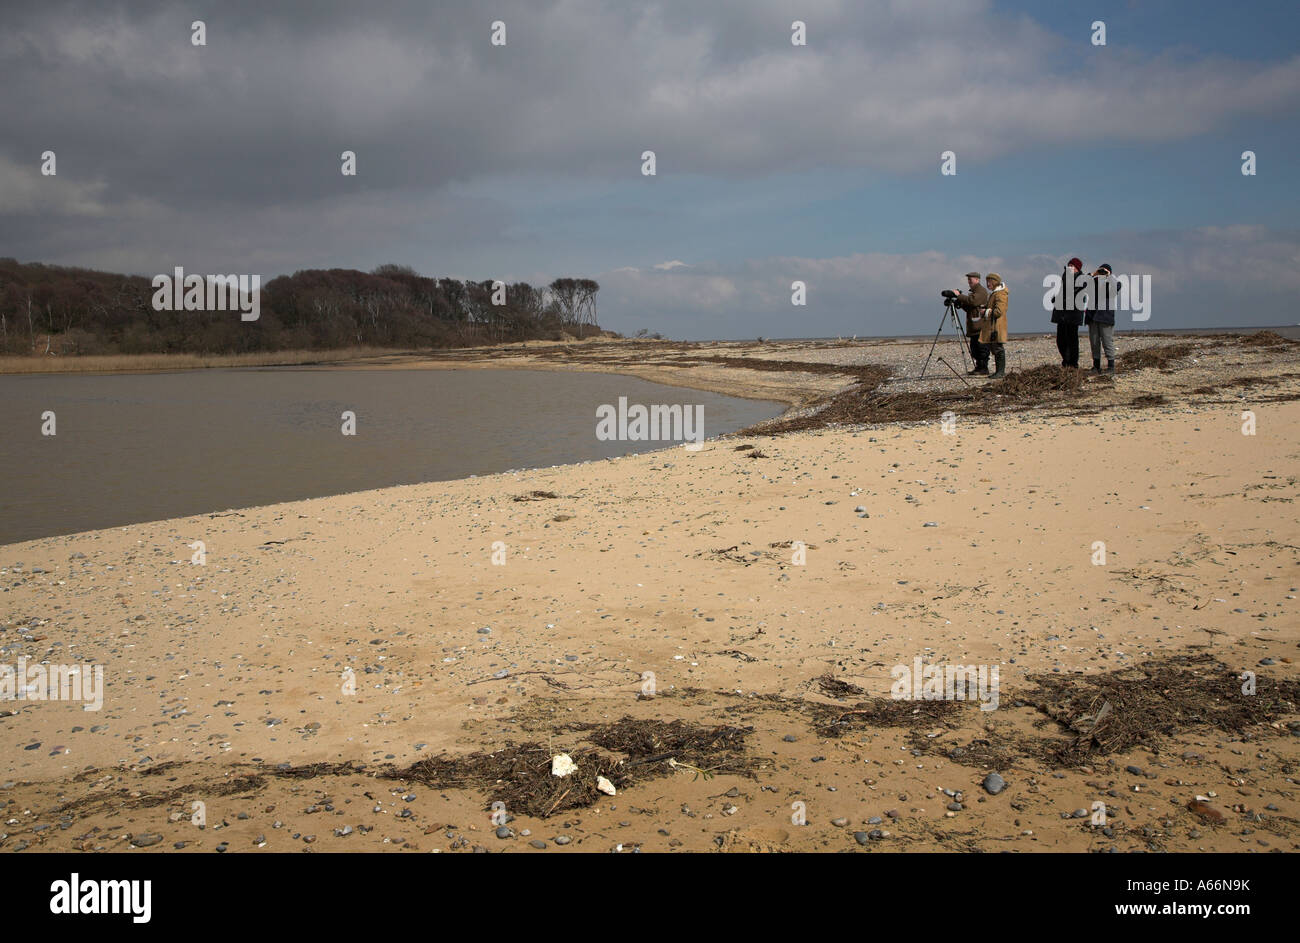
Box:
(952, 271, 989, 375)
(1086, 263, 1118, 374)
(1051, 257, 1084, 367)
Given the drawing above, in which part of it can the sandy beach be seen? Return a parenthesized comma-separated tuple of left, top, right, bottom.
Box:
(2, 333, 1299, 853)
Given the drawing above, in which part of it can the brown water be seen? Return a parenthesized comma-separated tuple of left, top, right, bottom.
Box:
(0, 368, 782, 544)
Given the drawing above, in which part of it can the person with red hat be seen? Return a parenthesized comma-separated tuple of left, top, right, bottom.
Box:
(1050, 257, 1085, 368)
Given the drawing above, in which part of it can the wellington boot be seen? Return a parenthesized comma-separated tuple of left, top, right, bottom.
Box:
(989, 351, 1006, 379)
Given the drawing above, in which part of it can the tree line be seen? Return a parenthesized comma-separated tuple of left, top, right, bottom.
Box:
(0, 258, 603, 355)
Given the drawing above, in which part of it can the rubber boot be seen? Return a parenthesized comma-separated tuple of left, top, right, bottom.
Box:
(1106, 359, 1115, 375)
(989, 350, 1006, 379)
(968, 365, 989, 376)
(1090, 359, 1102, 375)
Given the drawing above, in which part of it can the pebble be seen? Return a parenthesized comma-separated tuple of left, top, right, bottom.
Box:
(982, 773, 1006, 795)
(1187, 799, 1226, 824)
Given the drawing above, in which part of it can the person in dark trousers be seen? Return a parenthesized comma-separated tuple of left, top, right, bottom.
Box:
(1086, 263, 1117, 374)
(1051, 257, 1084, 367)
(980, 273, 1009, 378)
(952, 271, 989, 374)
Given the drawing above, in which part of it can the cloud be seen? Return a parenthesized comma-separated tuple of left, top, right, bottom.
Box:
(597, 227, 1300, 339)
(2, 0, 1296, 216)
(0, 154, 108, 217)
(1, 0, 1296, 333)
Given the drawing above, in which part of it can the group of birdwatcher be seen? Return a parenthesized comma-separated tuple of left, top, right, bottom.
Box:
(949, 258, 1123, 378)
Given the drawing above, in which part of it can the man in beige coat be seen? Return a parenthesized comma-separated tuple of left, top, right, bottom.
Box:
(953, 271, 990, 375)
(978, 273, 1009, 378)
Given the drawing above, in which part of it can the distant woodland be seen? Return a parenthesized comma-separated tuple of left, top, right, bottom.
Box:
(0, 259, 604, 355)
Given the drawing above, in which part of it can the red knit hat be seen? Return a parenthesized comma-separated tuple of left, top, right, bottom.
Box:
(1067, 257, 1083, 271)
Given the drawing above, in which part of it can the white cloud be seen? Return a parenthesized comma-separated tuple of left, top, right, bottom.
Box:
(599, 227, 1300, 338)
(0, 154, 108, 216)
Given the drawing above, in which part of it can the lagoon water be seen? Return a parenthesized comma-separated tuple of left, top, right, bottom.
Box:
(0, 368, 782, 544)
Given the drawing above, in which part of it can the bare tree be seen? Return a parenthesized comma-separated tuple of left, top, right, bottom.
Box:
(575, 278, 600, 337)
(548, 278, 580, 333)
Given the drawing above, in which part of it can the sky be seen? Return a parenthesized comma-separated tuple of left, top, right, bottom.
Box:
(1, 0, 1298, 339)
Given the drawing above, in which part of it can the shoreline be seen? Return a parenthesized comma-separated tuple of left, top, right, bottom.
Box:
(3, 332, 1298, 546)
(5, 330, 1299, 432)
(1, 388, 1297, 853)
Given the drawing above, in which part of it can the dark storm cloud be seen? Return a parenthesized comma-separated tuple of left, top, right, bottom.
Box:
(6, 0, 1296, 206)
(1, 0, 1297, 322)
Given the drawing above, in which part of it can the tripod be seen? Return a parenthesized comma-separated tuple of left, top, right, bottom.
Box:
(920, 298, 971, 379)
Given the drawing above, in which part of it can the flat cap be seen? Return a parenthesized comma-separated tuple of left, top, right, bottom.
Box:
(964, 271, 981, 279)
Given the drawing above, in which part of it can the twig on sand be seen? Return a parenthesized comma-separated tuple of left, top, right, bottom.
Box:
(623, 726, 739, 768)
(937, 357, 970, 387)
(466, 669, 547, 685)
(544, 788, 572, 817)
